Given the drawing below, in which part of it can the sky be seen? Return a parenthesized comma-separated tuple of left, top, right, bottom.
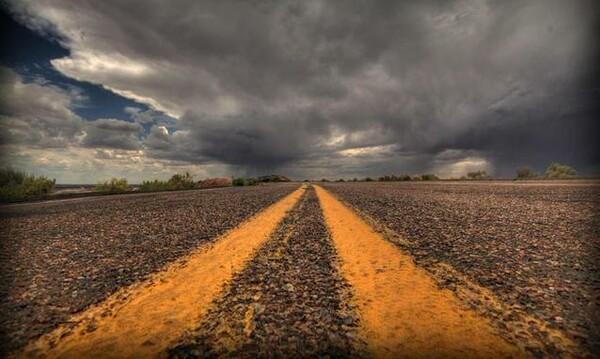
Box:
(0, 0, 598, 183)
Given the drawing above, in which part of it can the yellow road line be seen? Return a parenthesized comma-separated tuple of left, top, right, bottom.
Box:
(19, 185, 306, 359)
(315, 185, 527, 358)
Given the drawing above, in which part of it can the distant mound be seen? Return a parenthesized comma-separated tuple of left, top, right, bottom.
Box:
(199, 177, 232, 188)
(257, 174, 291, 183)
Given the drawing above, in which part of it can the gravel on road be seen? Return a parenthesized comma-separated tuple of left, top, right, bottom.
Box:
(168, 186, 365, 358)
(321, 181, 600, 356)
(0, 184, 298, 355)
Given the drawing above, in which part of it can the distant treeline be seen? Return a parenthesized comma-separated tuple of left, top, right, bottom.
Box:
(309, 162, 580, 183)
(0, 162, 583, 202)
(0, 169, 295, 202)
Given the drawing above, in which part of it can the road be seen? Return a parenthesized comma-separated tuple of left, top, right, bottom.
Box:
(3, 183, 593, 358)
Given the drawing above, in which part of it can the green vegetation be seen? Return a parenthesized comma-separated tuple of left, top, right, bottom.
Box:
(139, 172, 197, 192)
(0, 168, 56, 201)
(516, 166, 538, 180)
(166, 172, 196, 190)
(545, 162, 576, 179)
(378, 174, 413, 182)
(467, 170, 490, 180)
(232, 177, 258, 186)
(257, 175, 291, 183)
(138, 179, 171, 192)
(94, 178, 130, 193)
(420, 173, 439, 181)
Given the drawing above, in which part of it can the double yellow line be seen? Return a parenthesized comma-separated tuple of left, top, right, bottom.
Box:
(19, 185, 528, 358)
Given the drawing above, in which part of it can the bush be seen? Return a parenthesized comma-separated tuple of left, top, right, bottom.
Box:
(420, 173, 439, 181)
(364, 177, 374, 182)
(232, 177, 258, 186)
(516, 166, 538, 180)
(0, 168, 56, 201)
(545, 162, 576, 179)
(139, 179, 171, 192)
(167, 172, 196, 190)
(378, 175, 398, 182)
(0, 167, 26, 187)
(467, 170, 490, 180)
(139, 173, 197, 192)
(94, 178, 130, 193)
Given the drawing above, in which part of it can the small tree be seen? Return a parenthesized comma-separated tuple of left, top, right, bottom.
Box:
(545, 162, 576, 179)
(516, 166, 538, 180)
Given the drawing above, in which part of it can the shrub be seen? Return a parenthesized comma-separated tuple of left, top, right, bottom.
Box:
(420, 173, 439, 181)
(232, 177, 258, 186)
(399, 174, 412, 181)
(378, 175, 398, 182)
(94, 178, 130, 193)
(167, 172, 196, 190)
(467, 170, 490, 180)
(0, 168, 56, 201)
(139, 173, 197, 192)
(364, 177, 374, 182)
(0, 167, 26, 187)
(545, 162, 576, 179)
(139, 179, 171, 192)
(516, 166, 538, 180)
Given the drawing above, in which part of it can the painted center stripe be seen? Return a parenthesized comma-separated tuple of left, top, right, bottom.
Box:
(19, 185, 306, 359)
(314, 185, 527, 358)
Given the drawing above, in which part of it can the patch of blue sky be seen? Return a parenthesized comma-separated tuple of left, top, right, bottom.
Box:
(1, 8, 171, 124)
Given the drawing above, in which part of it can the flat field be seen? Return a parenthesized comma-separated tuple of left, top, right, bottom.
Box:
(0, 181, 598, 358)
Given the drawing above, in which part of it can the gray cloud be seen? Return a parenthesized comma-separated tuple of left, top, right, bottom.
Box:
(6, 0, 599, 177)
(82, 118, 143, 150)
(0, 67, 84, 148)
(93, 118, 141, 132)
(0, 67, 147, 152)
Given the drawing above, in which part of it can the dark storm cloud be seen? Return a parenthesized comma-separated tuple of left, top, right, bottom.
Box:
(6, 0, 599, 177)
(82, 119, 143, 150)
